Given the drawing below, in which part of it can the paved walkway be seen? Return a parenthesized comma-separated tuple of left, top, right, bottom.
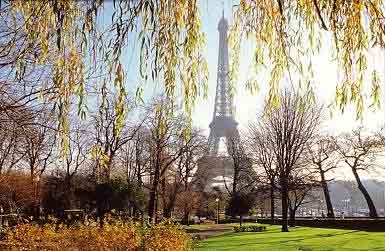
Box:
(186, 224, 234, 240)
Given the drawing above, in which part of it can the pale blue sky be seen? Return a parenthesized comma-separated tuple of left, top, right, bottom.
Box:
(101, 0, 385, 137)
(193, 0, 385, 137)
(97, 0, 385, 180)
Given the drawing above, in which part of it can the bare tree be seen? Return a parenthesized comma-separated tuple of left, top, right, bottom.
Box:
(23, 114, 56, 182)
(225, 135, 256, 196)
(21, 112, 56, 217)
(223, 135, 258, 225)
(145, 99, 199, 224)
(160, 128, 205, 218)
(248, 124, 278, 222)
(308, 136, 339, 218)
(119, 128, 150, 217)
(0, 95, 50, 176)
(56, 120, 90, 207)
(257, 89, 321, 232)
(91, 96, 142, 182)
(336, 127, 384, 218)
(0, 120, 25, 175)
(288, 168, 318, 226)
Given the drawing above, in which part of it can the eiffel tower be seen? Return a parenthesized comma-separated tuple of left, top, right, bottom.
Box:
(208, 12, 239, 156)
(195, 13, 240, 191)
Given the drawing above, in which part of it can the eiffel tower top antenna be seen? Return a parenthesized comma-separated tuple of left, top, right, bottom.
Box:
(222, 1, 224, 18)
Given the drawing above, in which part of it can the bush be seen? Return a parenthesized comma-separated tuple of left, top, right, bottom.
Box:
(2, 223, 140, 250)
(1, 221, 190, 250)
(143, 221, 191, 250)
(233, 225, 267, 233)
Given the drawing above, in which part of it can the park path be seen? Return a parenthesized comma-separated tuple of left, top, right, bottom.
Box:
(186, 224, 234, 240)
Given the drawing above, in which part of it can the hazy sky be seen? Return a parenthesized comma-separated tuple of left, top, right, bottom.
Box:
(192, 0, 385, 181)
(192, 0, 385, 137)
(105, 0, 385, 135)
(104, 1, 385, 180)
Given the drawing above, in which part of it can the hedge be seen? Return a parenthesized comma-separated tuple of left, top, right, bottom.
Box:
(257, 218, 385, 232)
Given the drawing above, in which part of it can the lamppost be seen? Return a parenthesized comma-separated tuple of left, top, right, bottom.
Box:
(215, 198, 219, 224)
(33, 175, 40, 219)
(0, 206, 3, 232)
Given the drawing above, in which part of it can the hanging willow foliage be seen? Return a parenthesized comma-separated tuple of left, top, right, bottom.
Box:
(9, 0, 208, 155)
(6, 0, 385, 155)
(230, 0, 385, 118)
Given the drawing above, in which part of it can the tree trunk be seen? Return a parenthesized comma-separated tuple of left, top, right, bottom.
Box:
(351, 167, 378, 218)
(239, 214, 243, 226)
(232, 168, 239, 195)
(270, 183, 275, 222)
(98, 208, 105, 228)
(163, 192, 177, 219)
(320, 171, 334, 218)
(163, 207, 172, 218)
(155, 193, 159, 224)
(148, 189, 157, 224)
(63, 175, 73, 209)
(288, 208, 295, 227)
(281, 177, 289, 232)
(148, 166, 160, 224)
(182, 210, 190, 225)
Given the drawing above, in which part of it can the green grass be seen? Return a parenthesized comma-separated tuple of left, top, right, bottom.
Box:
(197, 225, 385, 251)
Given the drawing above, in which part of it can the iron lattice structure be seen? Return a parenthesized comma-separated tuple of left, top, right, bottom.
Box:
(208, 14, 239, 156)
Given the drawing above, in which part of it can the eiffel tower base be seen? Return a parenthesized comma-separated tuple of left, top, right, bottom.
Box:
(194, 156, 234, 192)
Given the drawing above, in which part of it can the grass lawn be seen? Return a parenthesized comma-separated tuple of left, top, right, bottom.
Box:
(197, 225, 385, 251)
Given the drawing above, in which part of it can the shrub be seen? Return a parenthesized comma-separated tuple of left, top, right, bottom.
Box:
(66, 223, 141, 250)
(233, 225, 267, 233)
(4, 223, 79, 250)
(143, 221, 191, 251)
(1, 221, 191, 250)
(1, 223, 140, 250)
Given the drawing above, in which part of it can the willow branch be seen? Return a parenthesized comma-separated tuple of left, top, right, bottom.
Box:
(312, 0, 328, 30)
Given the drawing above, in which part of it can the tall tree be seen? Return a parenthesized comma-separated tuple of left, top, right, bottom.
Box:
(23, 113, 56, 182)
(249, 124, 278, 222)
(160, 128, 205, 218)
(119, 128, 149, 217)
(336, 127, 384, 218)
(145, 99, 197, 224)
(0, 120, 25, 175)
(226, 135, 256, 196)
(91, 96, 142, 183)
(58, 120, 90, 207)
(308, 136, 339, 218)
(258, 89, 321, 232)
